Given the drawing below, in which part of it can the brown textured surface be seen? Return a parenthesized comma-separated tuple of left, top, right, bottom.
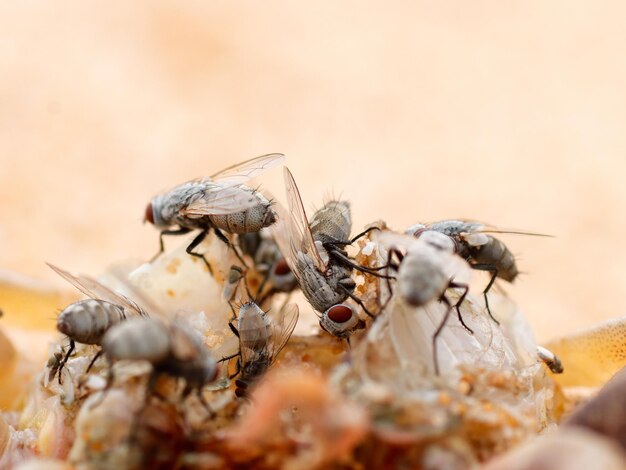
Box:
(1, 2, 626, 340)
(564, 367, 626, 451)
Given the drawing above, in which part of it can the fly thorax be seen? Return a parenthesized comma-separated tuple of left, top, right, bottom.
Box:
(315, 241, 330, 265)
(398, 253, 447, 307)
(309, 200, 352, 243)
(168, 182, 213, 228)
(328, 264, 355, 292)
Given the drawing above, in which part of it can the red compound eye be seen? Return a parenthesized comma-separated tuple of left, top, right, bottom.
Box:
(144, 202, 154, 224)
(274, 259, 291, 276)
(327, 305, 353, 324)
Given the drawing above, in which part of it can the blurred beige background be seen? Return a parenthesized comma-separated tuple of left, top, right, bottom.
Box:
(1, 1, 624, 341)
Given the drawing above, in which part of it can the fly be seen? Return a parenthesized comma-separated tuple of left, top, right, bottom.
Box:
(221, 301, 298, 398)
(145, 153, 285, 274)
(272, 168, 387, 341)
(407, 220, 550, 324)
(47, 263, 148, 384)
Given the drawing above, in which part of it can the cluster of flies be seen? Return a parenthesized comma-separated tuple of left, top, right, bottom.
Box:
(46, 153, 563, 421)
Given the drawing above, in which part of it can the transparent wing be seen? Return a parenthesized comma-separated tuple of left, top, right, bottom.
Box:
(209, 153, 285, 187)
(270, 200, 303, 284)
(268, 303, 299, 360)
(238, 343, 257, 371)
(182, 184, 260, 216)
(377, 231, 420, 252)
(452, 219, 553, 238)
(460, 232, 490, 247)
(282, 167, 326, 271)
(47, 263, 147, 316)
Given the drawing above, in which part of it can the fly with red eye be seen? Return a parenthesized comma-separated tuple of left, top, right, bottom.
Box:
(271, 168, 393, 343)
(144, 153, 285, 275)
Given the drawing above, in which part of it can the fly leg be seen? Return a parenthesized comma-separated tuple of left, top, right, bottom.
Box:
(339, 284, 376, 318)
(432, 295, 454, 375)
(328, 248, 395, 279)
(325, 227, 383, 249)
(448, 281, 473, 334)
(85, 349, 103, 374)
(380, 248, 402, 312)
(470, 264, 500, 325)
(213, 228, 249, 269)
(348, 226, 382, 244)
(228, 319, 240, 338)
(226, 318, 244, 380)
(186, 230, 214, 275)
(57, 339, 75, 385)
(218, 351, 242, 379)
(152, 227, 191, 262)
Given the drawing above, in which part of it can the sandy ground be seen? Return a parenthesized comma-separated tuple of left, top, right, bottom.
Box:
(1, 1, 625, 341)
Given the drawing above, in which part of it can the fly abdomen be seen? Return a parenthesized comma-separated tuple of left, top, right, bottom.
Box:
(470, 236, 518, 282)
(240, 352, 272, 384)
(57, 299, 126, 345)
(210, 190, 275, 234)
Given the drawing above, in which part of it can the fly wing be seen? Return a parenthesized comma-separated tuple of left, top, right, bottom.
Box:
(452, 219, 553, 239)
(377, 231, 420, 253)
(47, 263, 147, 316)
(281, 167, 326, 272)
(461, 232, 491, 247)
(209, 153, 285, 187)
(182, 184, 260, 216)
(268, 303, 299, 360)
(270, 200, 303, 284)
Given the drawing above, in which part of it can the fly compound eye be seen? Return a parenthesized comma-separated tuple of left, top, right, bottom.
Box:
(144, 202, 154, 225)
(327, 305, 354, 324)
(274, 259, 291, 276)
